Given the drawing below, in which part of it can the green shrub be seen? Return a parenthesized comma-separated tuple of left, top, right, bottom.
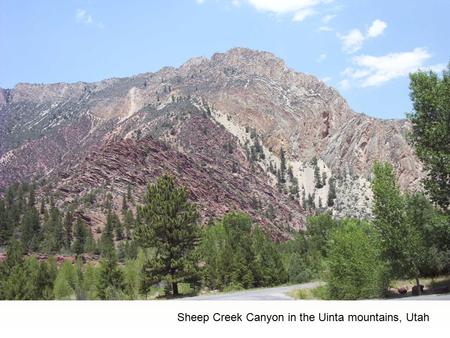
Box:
(325, 219, 387, 300)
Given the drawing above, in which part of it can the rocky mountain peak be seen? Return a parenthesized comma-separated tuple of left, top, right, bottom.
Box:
(0, 48, 424, 235)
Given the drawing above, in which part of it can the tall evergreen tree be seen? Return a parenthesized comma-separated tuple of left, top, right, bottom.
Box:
(135, 175, 201, 296)
(0, 239, 28, 300)
(100, 212, 115, 255)
(20, 206, 41, 252)
(279, 147, 287, 184)
(28, 185, 36, 208)
(123, 209, 134, 240)
(97, 250, 125, 300)
(314, 165, 322, 188)
(42, 206, 63, 253)
(327, 177, 337, 207)
(73, 219, 87, 256)
(63, 211, 74, 251)
(0, 199, 10, 246)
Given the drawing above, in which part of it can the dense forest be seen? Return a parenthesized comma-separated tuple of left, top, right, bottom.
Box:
(0, 162, 447, 300)
(0, 64, 448, 301)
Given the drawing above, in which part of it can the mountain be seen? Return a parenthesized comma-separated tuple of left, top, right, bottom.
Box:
(0, 48, 422, 238)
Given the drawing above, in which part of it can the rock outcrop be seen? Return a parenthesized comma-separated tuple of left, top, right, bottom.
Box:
(0, 48, 423, 237)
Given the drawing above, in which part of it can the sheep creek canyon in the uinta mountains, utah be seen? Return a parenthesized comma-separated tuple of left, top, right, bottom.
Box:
(0, 7, 449, 338)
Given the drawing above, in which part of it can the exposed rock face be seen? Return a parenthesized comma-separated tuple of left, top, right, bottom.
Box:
(0, 48, 423, 236)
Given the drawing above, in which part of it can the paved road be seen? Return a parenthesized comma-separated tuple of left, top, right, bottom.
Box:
(187, 282, 321, 300)
(185, 283, 450, 300)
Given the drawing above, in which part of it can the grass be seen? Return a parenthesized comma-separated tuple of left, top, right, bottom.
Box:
(289, 285, 328, 300)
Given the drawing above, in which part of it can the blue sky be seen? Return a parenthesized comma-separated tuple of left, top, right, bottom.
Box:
(1, 0, 448, 119)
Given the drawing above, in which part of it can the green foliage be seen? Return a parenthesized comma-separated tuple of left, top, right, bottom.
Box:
(305, 213, 338, 259)
(26, 257, 58, 300)
(372, 161, 409, 279)
(408, 65, 450, 211)
(326, 219, 386, 300)
(279, 233, 317, 283)
(100, 212, 115, 255)
(63, 211, 74, 251)
(53, 261, 78, 300)
(278, 147, 287, 185)
(42, 206, 63, 253)
(53, 274, 75, 300)
(73, 219, 87, 256)
(327, 177, 336, 207)
(20, 206, 41, 252)
(404, 193, 450, 276)
(200, 212, 288, 291)
(82, 264, 99, 300)
(0, 239, 57, 300)
(371, 162, 448, 287)
(314, 164, 323, 189)
(123, 209, 135, 240)
(134, 175, 201, 296)
(97, 250, 125, 300)
(123, 249, 146, 299)
(0, 239, 27, 299)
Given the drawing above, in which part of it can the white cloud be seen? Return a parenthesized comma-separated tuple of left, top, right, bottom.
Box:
(342, 48, 445, 87)
(338, 79, 350, 90)
(338, 29, 365, 53)
(317, 53, 327, 62)
(321, 76, 332, 83)
(76, 9, 93, 24)
(75, 8, 104, 28)
(338, 19, 387, 54)
(318, 25, 332, 32)
(245, 0, 332, 21)
(367, 19, 387, 38)
(321, 14, 336, 23)
(293, 8, 316, 21)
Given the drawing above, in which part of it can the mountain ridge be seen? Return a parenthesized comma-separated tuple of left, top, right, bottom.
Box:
(0, 47, 423, 237)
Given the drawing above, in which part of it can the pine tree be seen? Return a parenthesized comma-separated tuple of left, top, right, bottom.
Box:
(0, 199, 8, 246)
(314, 165, 322, 188)
(41, 206, 63, 253)
(327, 177, 337, 207)
(127, 184, 133, 204)
(97, 250, 124, 300)
(287, 165, 294, 182)
(100, 212, 115, 255)
(307, 193, 315, 209)
(123, 209, 135, 240)
(73, 219, 87, 256)
(20, 206, 41, 252)
(135, 175, 201, 296)
(322, 172, 327, 187)
(28, 185, 36, 208)
(122, 193, 128, 212)
(39, 199, 46, 214)
(63, 211, 74, 251)
(0, 239, 28, 300)
(114, 214, 124, 241)
(279, 147, 286, 184)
